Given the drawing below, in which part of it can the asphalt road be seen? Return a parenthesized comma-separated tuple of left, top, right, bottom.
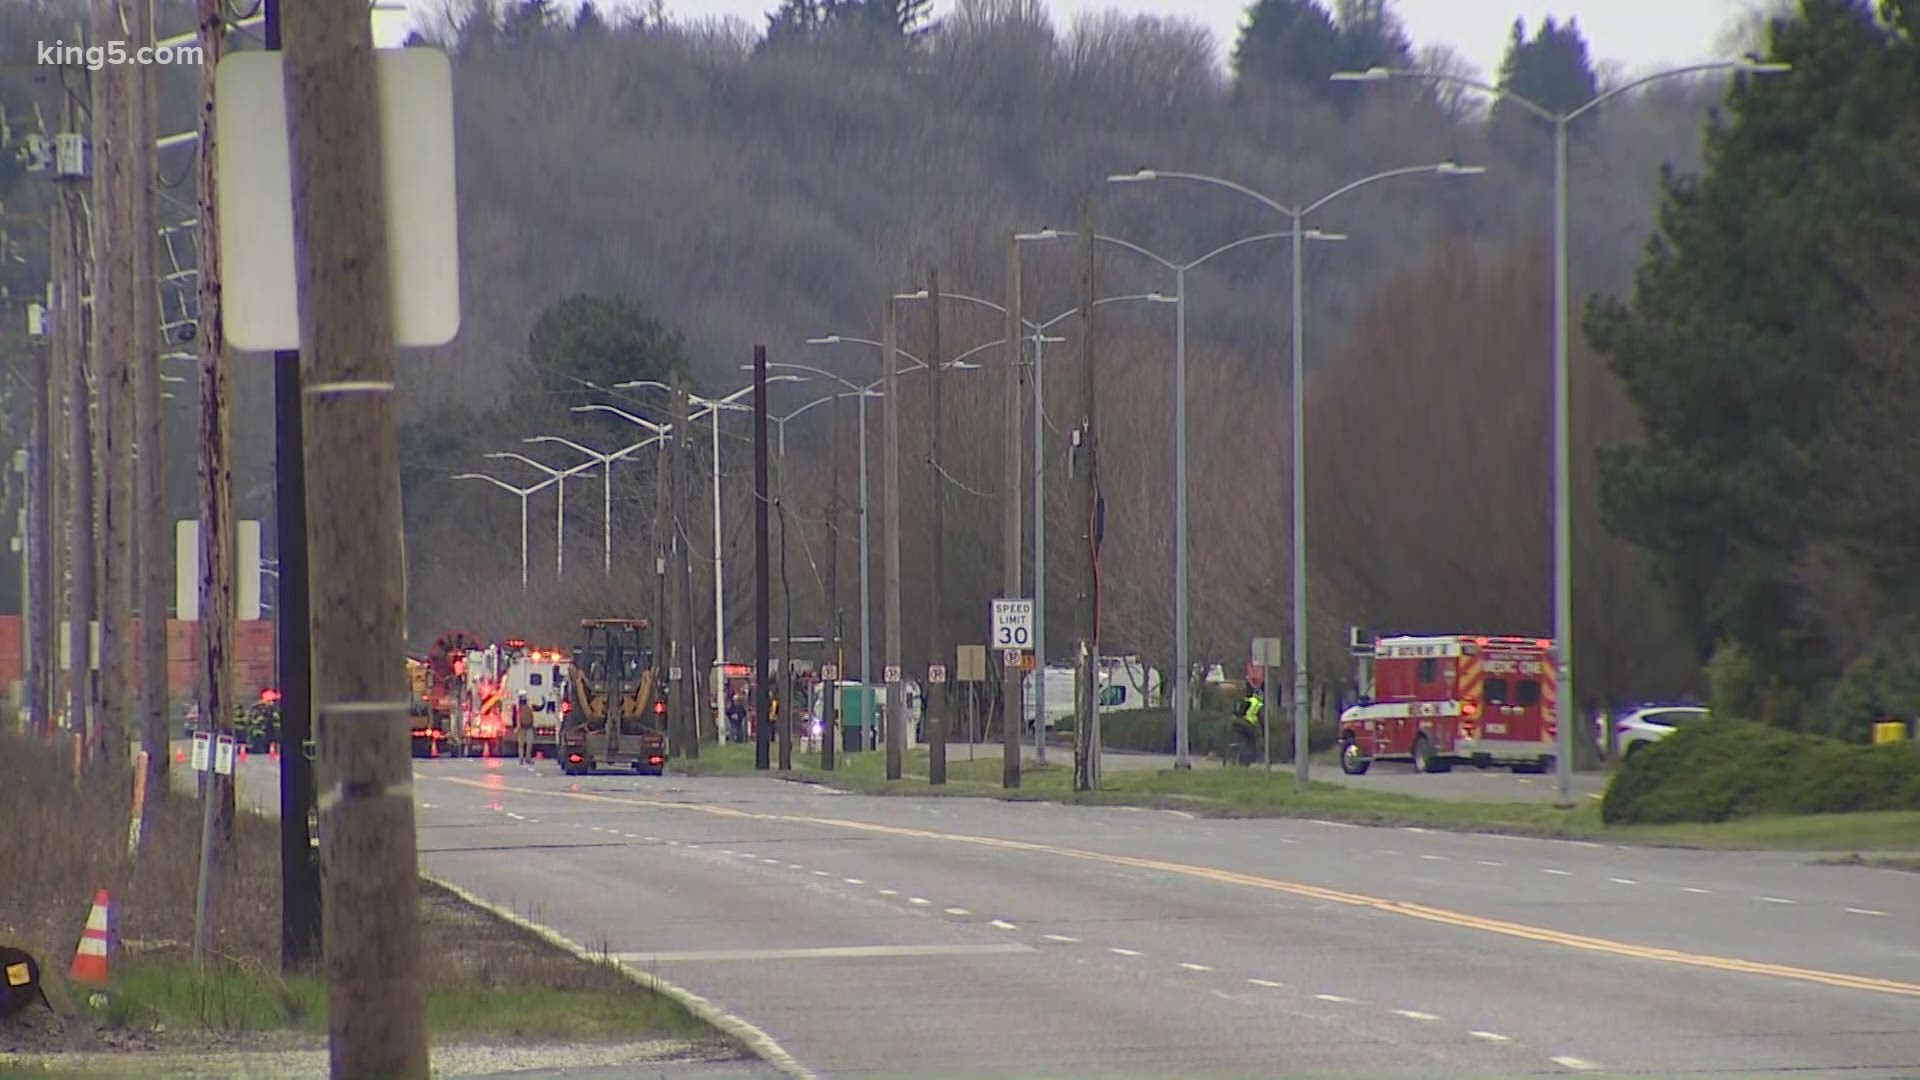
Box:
(398, 757, 1920, 1080)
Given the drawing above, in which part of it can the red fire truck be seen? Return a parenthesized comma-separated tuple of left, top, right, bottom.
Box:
(1336, 633, 1558, 775)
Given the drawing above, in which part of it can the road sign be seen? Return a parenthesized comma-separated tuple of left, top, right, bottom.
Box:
(955, 645, 986, 682)
(213, 735, 236, 777)
(821, 663, 840, 681)
(670, 666, 684, 680)
(1252, 637, 1284, 666)
(991, 598, 1034, 651)
(884, 664, 902, 683)
(929, 664, 947, 685)
(1002, 648, 1023, 668)
(1020, 653, 1037, 672)
(190, 731, 212, 773)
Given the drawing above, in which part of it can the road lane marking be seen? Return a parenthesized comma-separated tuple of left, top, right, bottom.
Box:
(990, 920, 1018, 930)
(1847, 908, 1888, 917)
(613, 944, 1035, 963)
(786, 863, 803, 869)
(1609, 878, 1638, 886)
(1247, 978, 1285, 988)
(1314, 994, 1358, 1004)
(1758, 896, 1796, 905)
(1552, 1056, 1602, 1071)
(1420, 854, 1448, 862)
(878, 889, 898, 896)
(1043, 934, 1079, 943)
(945, 907, 971, 916)
(1470, 1031, 1511, 1043)
(1108, 947, 1141, 957)
(1377, 850, 1401, 856)
(843, 878, 865, 885)
(437, 776, 1920, 1000)
(1477, 860, 1503, 867)
(1542, 869, 1573, 876)
(1391, 1009, 1439, 1021)
(1682, 887, 1712, 894)
(909, 897, 931, 905)
(812, 870, 831, 877)
(1311, 820, 1359, 828)
(1179, 962, 1213, 972)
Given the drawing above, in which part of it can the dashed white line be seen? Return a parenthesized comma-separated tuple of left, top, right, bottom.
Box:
(1108, 947, 1141, 957)
(1314, 994, 1358, 1004)
(1420, 854, 1448, 862)
(1470, 1031, 1512, 1043)
(812, 870, 831, 877)
(1682, 886, 1712, 894)
(1391, 1009, 1440, 1021)
(1542, 868, 1573, 877)
(1043, 934, 1079, 943)
(1846, 907, 1888, 917)
(1552, 1055, 1602, 1072)
(1403, 827, 1430, 834)
(843, 878, 865, 885)
(667, 840, 680, 846)
(1608, 877, 1638, 886)
(990, 920, 1018, 930)
(524, 818, 540, 824)
(1178, 962, 1214, 972)
(1476, 859, 1504, 867)
(945, 907, 971, 916)
(786, 863, 804, 869)
(878, 889, 899, 897)
(736, 852, 756, 859)
(645, 836, 658, 842)
(1246, 978, 1285, 988)
(1311, 820, 1360, 829)
(909, 897, 931, 906)
(1758, 896, 1796, 905)
(1377, 850, 1401, 857)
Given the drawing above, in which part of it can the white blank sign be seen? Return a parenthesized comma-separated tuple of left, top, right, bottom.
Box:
(215, 47, 461, 352)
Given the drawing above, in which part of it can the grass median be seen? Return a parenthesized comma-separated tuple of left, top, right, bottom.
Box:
(0, 730, 738, 1064)
(679, 741, 1920, 851)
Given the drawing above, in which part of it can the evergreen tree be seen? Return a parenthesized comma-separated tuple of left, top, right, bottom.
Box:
(1232, 0, 1344, 98)
(527, 293, 690, 402)
(1493, 16, 1599, 126)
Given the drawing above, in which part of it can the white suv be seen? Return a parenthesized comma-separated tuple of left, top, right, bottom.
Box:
(1610, 705, 1710, 759)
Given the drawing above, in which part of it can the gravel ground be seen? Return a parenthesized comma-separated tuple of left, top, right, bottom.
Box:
(1, 1037, 762, 1078)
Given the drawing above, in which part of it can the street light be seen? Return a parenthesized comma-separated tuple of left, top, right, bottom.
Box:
(1018, 227, 1322, 769)
(893, 286, 1170, 762)
(1111, 160, 1485, 786)
(450, 471, 557, 588)
(601, 377, 805, 700)
(484, 451, 589, 580)
(1331, 58, 1789, 800)
(524, 433, 667, 576)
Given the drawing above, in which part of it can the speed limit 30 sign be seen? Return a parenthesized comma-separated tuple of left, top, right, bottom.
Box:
(991, 598, 1034, 651)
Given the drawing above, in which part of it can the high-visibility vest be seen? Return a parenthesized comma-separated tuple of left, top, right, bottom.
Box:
(1241, 695, 1263, 726)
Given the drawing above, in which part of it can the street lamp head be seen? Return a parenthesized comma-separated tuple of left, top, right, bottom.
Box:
(1436, 161, 1487, 176)
(1305, 229, 1349, 242)
(949, 360, 983, 371)
(805, 335, 842, 345)
(612, 379, 670, 391)
(1144, 292, 1178, 304)
(894, 289, 930, 302)
(1329, 66, 1391, 82)
(1015, 228, 1063, 241)
(1738, 58, 1793, 73)
(1106, 170, 1156, 183)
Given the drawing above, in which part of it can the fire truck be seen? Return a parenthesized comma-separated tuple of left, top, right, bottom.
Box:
(454, 644, 512, 757)
(508, 643, 571, 761)
(1336, 632, 1558, 775)
(412, 630, 482, 757)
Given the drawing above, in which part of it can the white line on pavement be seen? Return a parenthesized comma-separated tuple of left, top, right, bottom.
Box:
(1391, 1009, 1440, 1021)
(1043, 934, 1079, 943)
(1682, 887, 1712, 894)
(1758, 896, 1796, 905)
(1179, 962, 1213, 972)
(1314, 994, 1358, 1004)
(1551, 1055, 1602, 1071)
(878, 889, 898, 896)
(945, 907, 971, 916)
(909, 897, 931, 906)
(1470, 1031, 1512, 1043)
(1108, 947, 1141, 957)
(1542, 869, 1573, 876)
(990, 920, 1017, 930)
(843, 878, 865, 885)
(613, 944, 1036, 963)
(1846, 907, 1888, 917)
(1420, 855, 1448, 862)
(1477, 860, 1503, 867)
(1247, 978, 1285, 988)
(1608, 878, 1638, 886)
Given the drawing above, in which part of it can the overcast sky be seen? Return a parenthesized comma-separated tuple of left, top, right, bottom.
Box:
(384, 0, 1758, 81)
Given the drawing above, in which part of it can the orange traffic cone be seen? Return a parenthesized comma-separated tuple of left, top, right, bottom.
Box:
(69, 889, 112, 986)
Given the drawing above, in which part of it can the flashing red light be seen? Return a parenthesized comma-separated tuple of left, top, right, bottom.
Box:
(1461, 700, 1480, 718)
(1535, 638, 1552, 650)
(653, 700, 667, 715)
(1473, 636, 1489, 646)
(560, 700, 572, 714)
(649, 755, 664, 765)
(568, 753, 584, 763)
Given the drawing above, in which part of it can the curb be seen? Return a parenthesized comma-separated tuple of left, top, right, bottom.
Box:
(420, 872, 818, 1080)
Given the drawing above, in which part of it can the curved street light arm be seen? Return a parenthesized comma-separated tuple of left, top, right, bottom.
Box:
(1334, 67, 1555, 122)
(807, 334, 927, 369)
(524, 434, 607, 461)
(1188, 229, 1300, 270)
(765, 360, 865, 394)
(778, 394, 840, 425)
(452, 472, 552, 497)
(1302, 163, 1478, 218)
(1117, 170, 1298, 218)
(1566, 59, 1783, 121)
(569, 403, 669, 433)
(484, 451, 566, 477)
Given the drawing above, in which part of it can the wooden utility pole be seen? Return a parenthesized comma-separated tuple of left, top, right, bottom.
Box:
(653, 430, 670, 703)
(821, 393, 840, 771)
(91, 0, 134, 773)
(926, 268, 946, 785)
(753, 346, 772, 771)
(58, 88, 93, 749)
(29, 208, 60, 738)
(1073, 199, 1100, 794)
(190, 0, 237, 970)
(130, 0, 167, 796)
(1000, 234, 1023, 789)
(777, 493, 792, 772)
(881, 296, 905, 781)
(279, 0, 429, 1074)
(674, 380, 699, 758)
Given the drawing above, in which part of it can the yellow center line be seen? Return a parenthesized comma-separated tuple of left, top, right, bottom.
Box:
(433, 777, 1920, 999)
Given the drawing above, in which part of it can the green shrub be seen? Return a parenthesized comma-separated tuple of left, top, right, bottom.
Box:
(1817, 641, 1920, 743)
(1705, 641, 1760, 721)
(1601, 718, 1920, 825)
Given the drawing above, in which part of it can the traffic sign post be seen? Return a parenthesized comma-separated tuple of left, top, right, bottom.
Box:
(1251, 637, 1284, 773)
(214, 734, 237, 777)
(190, 731, 212, 773)
(821, 663, 840, 681)
(884, 664, 902, 683)
(991, 598, 1034, 652)
(929, 664, 947, 684)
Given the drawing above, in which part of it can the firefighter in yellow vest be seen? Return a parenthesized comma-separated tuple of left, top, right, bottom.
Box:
(1232, 685, 1263, 763)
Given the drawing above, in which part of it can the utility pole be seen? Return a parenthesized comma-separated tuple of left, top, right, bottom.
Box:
(190, 0, 238, 969)
(822, 393, 840, 771)
(1072, 199, 1101, 794)
(653, 426, 670, 706)
(91, 0, 133, 773)
(777, 496, 792, 772)
(58, 75, 93, 751)
(753, 346, 772, 772)
(29, 212, 59, 737)
(881, 296, 904, 781)
(129, 0, 166, 795)
(674, 379, 699, 758)
(1000, 233, 1023, 789)
(926, 267, 946, 786)
(280, 0, 430, 1073)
